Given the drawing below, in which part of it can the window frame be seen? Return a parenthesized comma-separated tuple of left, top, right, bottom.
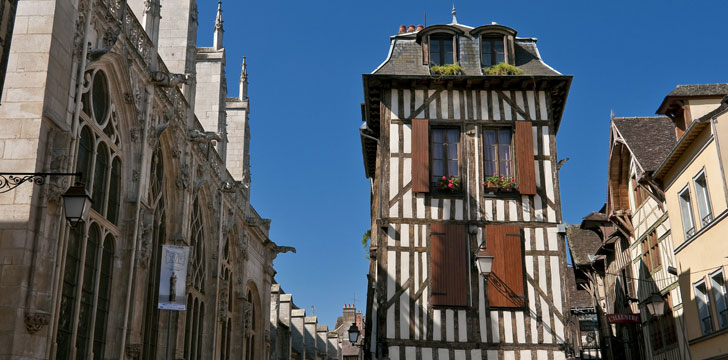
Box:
(429, 126, 462, 193)
(482, 126, 515, 180)
(481, 35, 506, 68)
(427, 33, 457, 66)
(695, 279, 715, 335)
(693, 169, 713, 227)
(709, 269, 728, 330)
(678, 185, 696, 239)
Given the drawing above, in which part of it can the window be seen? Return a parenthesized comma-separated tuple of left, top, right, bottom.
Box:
(184, 197, 206, 360)
(143, 146, 166, 358)
(56, 68, 119, 360)
(641, 231, 661, 273)
(485, 225, 525, 308)
(633, 175, 648, 207)
(431, 128, 460, 189)
(694, 170, 713, 226)
(430, 223, 468, 307)
(710, 270, 728, 329)
(695, 280, 714, 335)
(429, 34, 455, 66)
(679, 186, 696, 238)
(481, 36, 505, 67)
(220, 232, 234, 360)
(483, 128, 513, 177)
(648, 294, 677, 352)
(245, 290, 259, 360)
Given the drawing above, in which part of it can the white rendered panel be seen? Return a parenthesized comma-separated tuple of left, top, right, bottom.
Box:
(446, 309, 455, 342)
(496, 200, 505, 221)
(439, 349, 449, 360)
(416, 194, 425, 218)
(526, 256, 538, 343)
(390, 346, 399, 360)
(401, 224, 410, 247)
(440, 91, 449, 119)
(485, 199, 493, 221)
(550, 257, 563, 314)
(429, 90, 437, 117)
(403, 190, 413, 219)
(537, 350, 547, 360)
(400, 291, 410, 339)
(390, 157, 399, 203)
(471, 350, 482, 360)
(535, 160, 542, 187)
(542, 126, 550, 156)
(387, 305, 395, 338)
(503, 311, 513, 343)
(455, 350, 466, 360)
(433, 309, 442, 341)
(538, 256, 547, 293)
(503, 93, 512, 120)
(527, 91, 537, 119)
(554, 316, 564, 343)
(547, 227, 558, 251)
(534, 194, 544, 222)
(490, 311, 500, 343)
(387, 249, 396, 299)
(522, 195, 531, 222)
(515, 91, 525, 121)
(539, 91, 548, 120)
(422, 348, 433, 360)
(535, 228, 545, 251)
(388, 225, 396, 246)
(491, 91, 501, 121)
(524, 227, 531, 251)
(554, 351, 566, 360)
(403, 89, 411, 119)
(391, 91, 399, 120)
(431, 199, 439, 219)
(504, 351, 515, 360)
(472, 90, 478, 120)
(521, 350, 532, 360)
(403, 124, 412, 153)
(455, 199, 463, 220)
(541, 295, 552, 343)
(481, 91, 489, 120)
(443, 199, 451, 220)
(453, 90, 461, 120)
(532, 126, 539, 155)
(509, 200, 518, 221)
(406, 347, 416, 360)
(479, 275, 488, 342)
(390, 123, 400, 153)
(414, 90, 424, 117)
(516, 311, 526, 343)
(487, 349, 498, 360)
(458, 310, 467, 342)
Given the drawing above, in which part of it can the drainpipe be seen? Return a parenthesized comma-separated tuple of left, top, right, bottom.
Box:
(118, 83, 153, 358)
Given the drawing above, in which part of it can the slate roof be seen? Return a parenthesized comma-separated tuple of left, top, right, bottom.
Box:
(667, 83, 728, 97)
(566, 225, 601, 266)
(612, 117, 677, 172)
(566, 266, 593, 308)
(372, 26, 561, 76)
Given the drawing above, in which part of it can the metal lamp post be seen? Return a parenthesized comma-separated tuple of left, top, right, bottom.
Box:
(61, 182, 93, 227)
(475, 247, 495, 278)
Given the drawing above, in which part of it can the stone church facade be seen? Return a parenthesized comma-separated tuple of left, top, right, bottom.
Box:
(0, 0, 284, 359)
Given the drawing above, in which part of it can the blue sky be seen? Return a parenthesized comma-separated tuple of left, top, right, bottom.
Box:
(195, 0, 728, 327)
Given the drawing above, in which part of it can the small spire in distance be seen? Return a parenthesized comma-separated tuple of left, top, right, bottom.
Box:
(241, 56, 247, 81)
(451, 4, 458, 24)
(215, 0, 223, 31)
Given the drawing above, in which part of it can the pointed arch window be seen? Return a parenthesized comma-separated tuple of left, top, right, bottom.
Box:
(55, 68, 121, 360)
(185, 197, 206, 360)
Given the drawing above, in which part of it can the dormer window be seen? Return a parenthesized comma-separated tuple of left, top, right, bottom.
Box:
(429, 34, 455, 66)
(481, 36, 505, 67)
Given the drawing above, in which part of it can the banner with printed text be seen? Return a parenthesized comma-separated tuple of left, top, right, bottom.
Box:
(157, 245, 190, 310)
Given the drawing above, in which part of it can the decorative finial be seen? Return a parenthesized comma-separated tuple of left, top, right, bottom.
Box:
(451, 4, 457, 24)
(214, 0, 223, 31)
(241, 56, 247, 81)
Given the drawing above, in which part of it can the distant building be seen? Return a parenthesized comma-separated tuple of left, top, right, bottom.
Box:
(334, 304, 364, 360)
(359, 12, 572, 359)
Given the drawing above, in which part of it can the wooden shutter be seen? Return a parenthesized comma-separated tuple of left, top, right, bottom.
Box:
(515, 121, 537, 195)
(485, 225, 525, 308)
(430, 223, 468, 307)
(422, 37, 430, 65)
(412, 119, 430, 193)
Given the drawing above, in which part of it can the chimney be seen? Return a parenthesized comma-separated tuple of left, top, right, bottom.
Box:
(407, 24, 415, 32)
(416, 24, 424, 32)
(398, 24, 406, 34)
(355, 311, 363, 329)
(343, 304, 356, 324)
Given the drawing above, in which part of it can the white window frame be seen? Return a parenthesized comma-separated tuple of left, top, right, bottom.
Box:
(678, 185, 696, 239)
(710, 269, 728, 330)
(695, 279, 714, 335)
(693, 169, 713, 227)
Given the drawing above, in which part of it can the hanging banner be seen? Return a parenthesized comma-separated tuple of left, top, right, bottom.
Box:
(606, 313, 640, 324)
(158, 245, 190, 311)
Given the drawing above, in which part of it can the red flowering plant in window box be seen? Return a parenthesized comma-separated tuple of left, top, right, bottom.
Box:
(482, 174, 517, 193)
(436, 175, 461, 192)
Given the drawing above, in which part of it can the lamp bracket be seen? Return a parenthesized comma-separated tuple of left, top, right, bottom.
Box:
(0, 173, 81, 193)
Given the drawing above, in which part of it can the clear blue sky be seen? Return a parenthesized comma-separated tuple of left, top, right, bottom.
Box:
(196, 0, 728, 327)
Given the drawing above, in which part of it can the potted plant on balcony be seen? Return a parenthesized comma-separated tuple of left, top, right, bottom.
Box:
(482, 174, 517, 193)
(430, 63, 463, 76)
(436, 175, 460, 192)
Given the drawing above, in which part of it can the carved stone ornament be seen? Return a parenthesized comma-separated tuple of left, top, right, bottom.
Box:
(137, 208, 153, 268)
(218, 282, 229, 321)
(24, 311, 50, 334)
(242, 300, 252, 332)
(125, 343, 142, 360)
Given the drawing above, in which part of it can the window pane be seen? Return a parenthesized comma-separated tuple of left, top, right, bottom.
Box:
(711, 272, 728, 329)
(482, 41, 492, 66)
(56, 226, 84, 359)
(443, 38, 454, 64)
(92, 143, 109, 213)
(695, 282, 714, 334)
(92, 71, 110, 125)
(430, 40, 441, 66)
(432, 159, 444, 183)
(107, 158, 120, 225)
(483, 130, 497, 176)
(695, 173, 712, 225)
(76, 225, 100, 359)
(93, 236, 114, 360)
(496, 53, 505, 64)
(498, 130, 512, 177)
(76, 127, 93, 185)
(679, 189, 695, 238)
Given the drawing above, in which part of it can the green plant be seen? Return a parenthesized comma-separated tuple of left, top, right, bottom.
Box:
(436, 175, 461, 191)
(430, 63, 463, 75)
(482, 174, 516, 189)
(361, 230, 371, 248)
(483, 62, 523, 75)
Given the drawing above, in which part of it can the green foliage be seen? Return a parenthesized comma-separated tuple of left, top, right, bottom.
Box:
(430, 63, 463, 75)
(483, 62, 523, 75)
(436, 175, 461, 191)
(362, 230, 371, 248)
(483, 174, 517, 189)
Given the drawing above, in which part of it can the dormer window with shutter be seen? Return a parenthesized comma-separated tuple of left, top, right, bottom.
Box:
(472, 24, 517, 68)
(429, 34, 456, 66)
(481, 36, 505, 67)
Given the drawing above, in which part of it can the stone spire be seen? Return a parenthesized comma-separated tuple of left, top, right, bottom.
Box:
(451, 4, 458, 24)
(239, 57, 248, 100)
(143, 0, 162, 47)
(213, 0, 224, 50)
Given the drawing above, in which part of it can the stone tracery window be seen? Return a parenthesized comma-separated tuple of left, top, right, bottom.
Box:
(185, 197, 206, 360)
(220, 231, 233, 360)
(55, 68, 120, 360)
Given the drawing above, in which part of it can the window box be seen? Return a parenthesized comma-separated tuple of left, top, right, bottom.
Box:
(436, 175, 461, 192)
(482, 175, 517, 194)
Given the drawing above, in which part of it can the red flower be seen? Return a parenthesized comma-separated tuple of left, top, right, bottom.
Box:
(442, 176, 447, 180)
(448, 183, 453, 188)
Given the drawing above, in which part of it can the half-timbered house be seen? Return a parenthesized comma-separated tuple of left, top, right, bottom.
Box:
(360, 16, 572, 360)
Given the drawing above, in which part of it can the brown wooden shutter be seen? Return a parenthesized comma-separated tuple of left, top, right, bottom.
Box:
(485, 225, 525, 308)
(412, 119, 430, 193)
(515, 121, 537, 195)
(430, 223, 468, 307)
(422, 37, 430, 65)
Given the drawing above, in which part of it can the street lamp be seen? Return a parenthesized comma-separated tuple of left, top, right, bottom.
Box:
(62, 182, 92, 227)
(645, 293, 666, 317)
(475, 247, 494, 278)
(348, 322, 360, 343)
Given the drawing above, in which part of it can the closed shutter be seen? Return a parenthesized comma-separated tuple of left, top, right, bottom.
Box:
(412, 119, 430, 193)
(515, 121, 537, 195)
(485, 225, 525, 308)
(430, 223, 468, 307)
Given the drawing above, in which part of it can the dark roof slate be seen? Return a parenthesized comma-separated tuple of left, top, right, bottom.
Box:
(612, 117, 676, 172)
(667, 83, 728, 97)
(566, 225, 601, 266)
(372, 30, 561, 76)
(566, 266, 593, 308)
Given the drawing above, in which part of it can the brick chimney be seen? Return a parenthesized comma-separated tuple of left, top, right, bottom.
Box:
(343, 304, 356, 324)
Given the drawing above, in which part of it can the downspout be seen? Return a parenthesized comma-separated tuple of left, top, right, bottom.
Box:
(118, 83, 153, 358)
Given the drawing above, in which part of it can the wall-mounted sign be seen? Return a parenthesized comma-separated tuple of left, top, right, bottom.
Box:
(158, 245, 190, 311)
(606, 313, 640, 324)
